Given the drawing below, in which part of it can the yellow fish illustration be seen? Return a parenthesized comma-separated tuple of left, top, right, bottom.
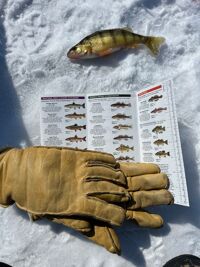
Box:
(153, 139, 168, 146)
(67, 27, 165, 59)
(65, 135, 86, 143)
(155, 150, 170, 158)
(116, 144, 134, 152)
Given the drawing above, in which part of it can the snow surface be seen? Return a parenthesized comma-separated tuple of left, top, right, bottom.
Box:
(0, 0, 200, 266)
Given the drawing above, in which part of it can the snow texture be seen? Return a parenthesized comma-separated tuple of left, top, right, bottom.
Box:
(0, 0, 200, 266)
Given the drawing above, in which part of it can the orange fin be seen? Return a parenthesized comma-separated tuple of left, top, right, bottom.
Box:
(97, 49, 115, 57)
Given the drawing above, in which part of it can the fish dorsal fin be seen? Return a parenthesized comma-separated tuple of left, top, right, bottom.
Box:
(122, 27, 133, 33)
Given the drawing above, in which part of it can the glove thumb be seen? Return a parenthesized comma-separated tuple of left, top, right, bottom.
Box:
(46, 216, 121, 254)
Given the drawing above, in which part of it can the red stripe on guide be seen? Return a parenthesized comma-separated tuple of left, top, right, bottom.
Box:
(138, 85, 162, 96)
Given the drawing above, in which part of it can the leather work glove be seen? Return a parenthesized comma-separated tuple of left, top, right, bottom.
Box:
(39, 162, 174, 254)
(0, 147, 131, 226)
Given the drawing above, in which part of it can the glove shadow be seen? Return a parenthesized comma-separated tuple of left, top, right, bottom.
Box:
(117, 221, 151, 266)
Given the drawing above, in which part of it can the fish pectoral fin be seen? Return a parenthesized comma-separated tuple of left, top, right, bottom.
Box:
(97, 49, 114, 57)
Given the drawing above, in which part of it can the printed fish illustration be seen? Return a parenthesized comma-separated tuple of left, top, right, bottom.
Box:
(65, 124, 86, 131)
(65, 135, 86, 142)
(116, 156, 134, 161)
(65, 102, 85, 109)
(67, 28, 165, 59)
(155, 150, 170, 158)
(152, 125, 166, 133)
(153, 139, 168, 146)
(151, 107, 167, 113)
(116, 144, 134, 152)
(114, 135, 133, 140)
(113, 124, 132, 130)
(148, 95, 163, 102)
(65, 112, 85, 119)
(112, 113, 132, 120)
(111, 102, 131, 108)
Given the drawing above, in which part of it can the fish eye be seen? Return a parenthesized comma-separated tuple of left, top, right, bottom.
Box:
(75, 47, 81, 53)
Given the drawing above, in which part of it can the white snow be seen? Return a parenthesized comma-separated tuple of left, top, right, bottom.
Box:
(0, 0, 200, 266)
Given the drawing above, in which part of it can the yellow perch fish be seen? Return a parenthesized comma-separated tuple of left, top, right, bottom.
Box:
(67, 27, 165, 59)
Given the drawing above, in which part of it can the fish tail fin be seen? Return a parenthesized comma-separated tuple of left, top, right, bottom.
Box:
(167, 152, 170, 156)
(145, 36, 165, 56)
(163, 127, 166, 131)
(82, 103, 85, 108)
(83, 125, 86, 129)
(165, 140, 168, 145)
(83, 137, 86, 141)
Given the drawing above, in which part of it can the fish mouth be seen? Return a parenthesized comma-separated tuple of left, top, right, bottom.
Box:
(67, 49, 97, 60)
(67, 50, 81, 59)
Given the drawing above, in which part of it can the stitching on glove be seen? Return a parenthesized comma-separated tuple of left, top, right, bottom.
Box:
(86, 160, 118, 170)
(83, 175, 123, 183)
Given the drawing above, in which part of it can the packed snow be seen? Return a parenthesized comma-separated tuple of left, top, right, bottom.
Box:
(0, 0, 200, 266)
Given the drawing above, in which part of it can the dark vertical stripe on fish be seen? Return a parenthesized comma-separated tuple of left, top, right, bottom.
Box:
(109, 30, 117, 45)
(98, 31, 105, 45)
(141, 35, 149, 45)
(121, 30, 128, 45)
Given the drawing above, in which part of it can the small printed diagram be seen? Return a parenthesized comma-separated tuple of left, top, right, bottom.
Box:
(64, 102, 85, 109)
(151, 107, 167, 113)
(113, 124, 132, 130)
(116, 144, 134, 152)
(114, 135, 133, 140)
(148, 95, 163, 102)
(112, 113, 132, 120)
(65, 124, 86, 131)
(155, 150, 170, 158)
(65, 135, 86, 142)
(116, 156, 134, 161)
(65, 112, 86, 119)
(152, 125, 166, 134)
(111, 102, 131, 108)
(153, 139, 168, 146)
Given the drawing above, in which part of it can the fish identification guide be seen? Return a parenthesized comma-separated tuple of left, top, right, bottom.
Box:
(40, 80, 189, 206)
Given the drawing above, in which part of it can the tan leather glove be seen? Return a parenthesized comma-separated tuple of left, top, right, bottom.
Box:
(122, 162, 173, 227)
(42, 162, 174, 254)
(0, 147, 131, 226)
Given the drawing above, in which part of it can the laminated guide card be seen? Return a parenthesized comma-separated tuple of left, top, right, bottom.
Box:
(40, 80, 189, 206)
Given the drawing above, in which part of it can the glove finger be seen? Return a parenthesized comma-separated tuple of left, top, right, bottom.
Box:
(127, 173, 169, 191)
(84, 165, 126, 186)
(126, 210, 164, 228)
(61, 147, 119, 170)
(120, 162, 160, 176)
(46, 215, 92, 232)
(73, 197, 126, 226)
(128, 189, 174, 209)
(78, 149, 117, 166)
(49, 215, 121, 254)
(84, 223, 121, 254)
(85, 180, 130, 203)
